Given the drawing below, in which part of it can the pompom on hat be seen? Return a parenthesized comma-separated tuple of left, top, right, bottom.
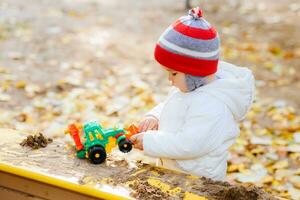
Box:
(154, 7, 220, 76)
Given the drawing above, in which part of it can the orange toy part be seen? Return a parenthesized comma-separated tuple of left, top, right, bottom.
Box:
(66, 123, 84, 151)
(125, 124, 140, 139)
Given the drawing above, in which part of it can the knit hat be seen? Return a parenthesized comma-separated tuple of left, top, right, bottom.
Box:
(154, 7, 220, 76)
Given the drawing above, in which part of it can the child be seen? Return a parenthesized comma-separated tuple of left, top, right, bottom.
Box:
(130, 7, 255, 181)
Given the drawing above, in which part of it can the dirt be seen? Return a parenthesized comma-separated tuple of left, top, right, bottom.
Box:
(197, 177, 270, 200)
(1, 131, 130, 182)
(20, 132, 53, 149)
(130, 180, 171, 200)
(108, 164, 275, 200)
(106, 157, 130, 167)
(1, 129, 276, 199)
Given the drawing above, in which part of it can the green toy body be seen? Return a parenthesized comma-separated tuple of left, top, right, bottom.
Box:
(66, 121, 137, 164)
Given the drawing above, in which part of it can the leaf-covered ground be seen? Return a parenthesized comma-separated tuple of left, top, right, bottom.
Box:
(0, 0, 299, 199)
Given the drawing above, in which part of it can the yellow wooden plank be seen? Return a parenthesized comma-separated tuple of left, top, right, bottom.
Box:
(0, 163, 129, 200)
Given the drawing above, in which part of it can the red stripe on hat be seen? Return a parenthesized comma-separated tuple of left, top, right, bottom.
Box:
(154, 44, 218, 76)
(172, 19, 217, 40)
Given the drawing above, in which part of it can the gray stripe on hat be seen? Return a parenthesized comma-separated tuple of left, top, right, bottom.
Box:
(158, 41, 219, 60)
(160, 37, 219, 58)
(179, 16, 211, 30)
(163, 28, 220, 52)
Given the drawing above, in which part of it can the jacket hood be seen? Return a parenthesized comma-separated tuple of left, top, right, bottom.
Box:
(197, 61, 255, 121)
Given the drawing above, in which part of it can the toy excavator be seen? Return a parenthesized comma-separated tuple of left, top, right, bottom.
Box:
(65, 121, 139, 164)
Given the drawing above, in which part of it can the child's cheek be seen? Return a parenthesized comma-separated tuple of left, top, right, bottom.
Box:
(178, 76, 188, 92)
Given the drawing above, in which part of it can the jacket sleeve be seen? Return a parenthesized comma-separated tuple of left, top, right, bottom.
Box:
(143, 98, 231, 160)
(145, 103, 164, 120)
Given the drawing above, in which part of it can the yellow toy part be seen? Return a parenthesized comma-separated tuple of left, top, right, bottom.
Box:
(105, 137, 117, 153)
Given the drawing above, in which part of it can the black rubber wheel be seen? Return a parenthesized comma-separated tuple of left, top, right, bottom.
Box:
(88, 145, 107, 164)
(118, 138, 132, 153)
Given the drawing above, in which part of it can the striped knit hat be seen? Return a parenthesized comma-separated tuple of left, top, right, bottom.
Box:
(154, 7, 220, 76)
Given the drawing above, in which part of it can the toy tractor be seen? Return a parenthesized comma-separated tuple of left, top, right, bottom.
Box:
(65, 121, 139, 164)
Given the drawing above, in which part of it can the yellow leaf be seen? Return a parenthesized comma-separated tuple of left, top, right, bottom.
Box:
(261, 175, 273, 184)
(147, 178, 181, 195)
(272, 160, 289, 169)
(184, 192, 207, 200)
(15, 80, 26, 89)
(268, 46, 281, 56)
(290, 176, 300, 189)
(264, 61, 274, 69)
(0, 67, 9, 73)
(227, 164, 244, 173)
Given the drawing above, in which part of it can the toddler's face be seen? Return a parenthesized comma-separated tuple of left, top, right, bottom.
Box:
(166, 68, 188, 92)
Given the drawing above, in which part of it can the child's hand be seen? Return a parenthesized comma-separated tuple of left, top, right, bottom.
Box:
(139, 115, 158, 132)
(130, 133, 144, 150)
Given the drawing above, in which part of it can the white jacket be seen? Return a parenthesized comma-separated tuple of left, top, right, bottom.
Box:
(143, 61, 255, 180)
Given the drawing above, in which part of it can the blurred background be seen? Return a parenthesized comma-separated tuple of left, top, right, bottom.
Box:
(0, 0, 300, 198)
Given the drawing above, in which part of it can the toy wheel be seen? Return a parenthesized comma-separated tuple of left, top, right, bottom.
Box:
(118, 138, 132, 153)
(88, 145, 106, 164)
